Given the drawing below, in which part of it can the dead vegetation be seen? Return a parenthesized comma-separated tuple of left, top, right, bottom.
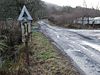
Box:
(0, 26, 81, 75)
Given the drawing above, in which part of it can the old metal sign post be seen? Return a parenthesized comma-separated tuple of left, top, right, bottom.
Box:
(18, 5, 33, 69)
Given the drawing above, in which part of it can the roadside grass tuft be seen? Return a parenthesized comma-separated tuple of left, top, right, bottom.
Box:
(38, 51, 55, 60)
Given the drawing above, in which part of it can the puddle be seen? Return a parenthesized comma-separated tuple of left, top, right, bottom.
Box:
(72, 51, 85, 57)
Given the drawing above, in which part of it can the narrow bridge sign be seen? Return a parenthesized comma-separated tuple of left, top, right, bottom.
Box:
(18, 5, 33, 42)
(18, 5, 33, 21)
(18, 5, 33, 67)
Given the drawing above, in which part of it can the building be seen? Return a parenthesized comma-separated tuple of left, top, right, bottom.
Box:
(74, 17, 100, 25)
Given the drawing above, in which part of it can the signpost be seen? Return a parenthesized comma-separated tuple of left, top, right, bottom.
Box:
(18, 5, 33, 42)
(18, 5, 33, 73)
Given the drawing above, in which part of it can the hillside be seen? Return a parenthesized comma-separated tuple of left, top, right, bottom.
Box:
(45, 2, 62, 10)
(45, 2, 100, 16)
(45, 2, 100, 26)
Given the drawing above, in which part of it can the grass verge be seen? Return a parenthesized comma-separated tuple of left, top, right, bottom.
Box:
(30, 31, 80, 75)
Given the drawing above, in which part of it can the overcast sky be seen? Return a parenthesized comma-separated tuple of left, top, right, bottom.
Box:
(42, 0, 100, 9)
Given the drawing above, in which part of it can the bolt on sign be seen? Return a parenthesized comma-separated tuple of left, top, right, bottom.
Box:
(18, 5, 33, 42)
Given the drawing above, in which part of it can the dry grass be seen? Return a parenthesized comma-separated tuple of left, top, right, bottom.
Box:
(30, 32, 80, 75)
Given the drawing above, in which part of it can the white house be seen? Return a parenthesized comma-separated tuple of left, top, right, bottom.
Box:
(74, 17, 100, 25)
(94, 17, 100, 24)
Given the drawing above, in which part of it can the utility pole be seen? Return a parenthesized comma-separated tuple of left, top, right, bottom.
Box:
(83, 0, 90, 25)
(82, 0, 87, 25)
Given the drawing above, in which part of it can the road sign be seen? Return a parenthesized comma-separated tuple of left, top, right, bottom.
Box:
(18, 5, 33, 42)
(18, 5, 33, 71)
(18, 5, 33, 21)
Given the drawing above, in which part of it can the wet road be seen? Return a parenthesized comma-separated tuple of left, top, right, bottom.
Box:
(38, 20, 100, 75)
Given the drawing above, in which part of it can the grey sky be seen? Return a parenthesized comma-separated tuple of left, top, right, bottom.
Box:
(42, 0, 100, 9)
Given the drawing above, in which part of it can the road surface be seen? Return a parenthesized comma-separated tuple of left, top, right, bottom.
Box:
(38, 20, 100, 75)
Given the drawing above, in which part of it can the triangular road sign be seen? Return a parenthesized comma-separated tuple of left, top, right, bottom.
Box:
(18, 5, 33, 21)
